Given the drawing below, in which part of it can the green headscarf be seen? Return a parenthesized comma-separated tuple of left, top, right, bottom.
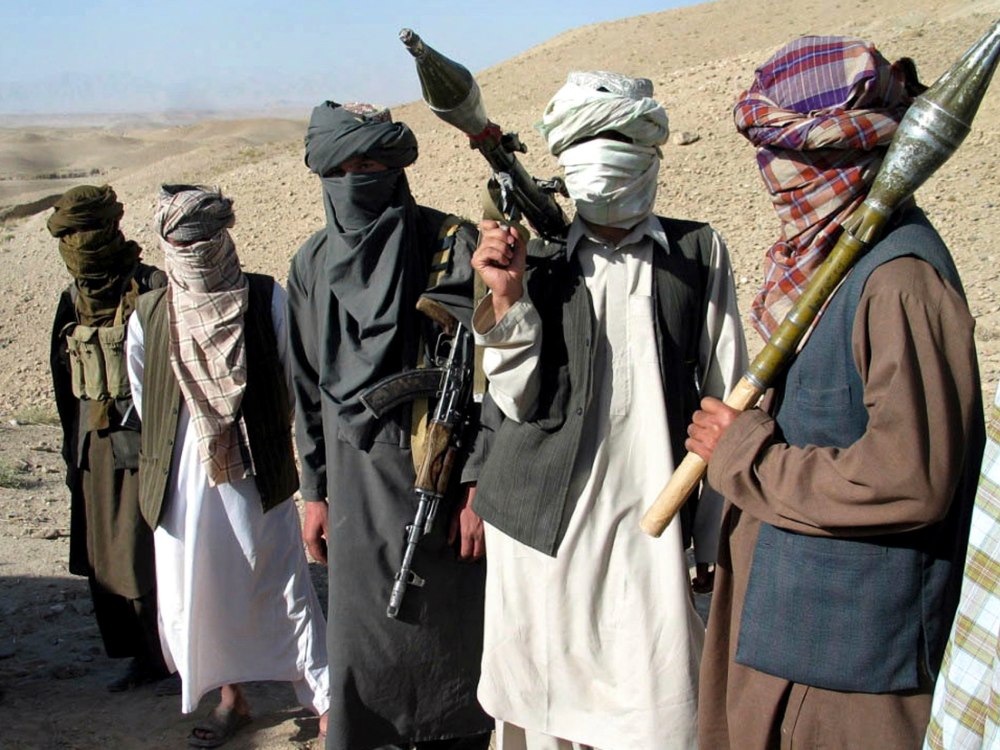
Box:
(48, 185, 141, 326)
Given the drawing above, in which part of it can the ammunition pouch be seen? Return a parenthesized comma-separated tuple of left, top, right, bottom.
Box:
(62, 321, 131, 401)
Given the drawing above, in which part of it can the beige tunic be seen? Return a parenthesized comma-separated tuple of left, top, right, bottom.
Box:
(700, 257, 982, 750)
(475, 216, 746, 750)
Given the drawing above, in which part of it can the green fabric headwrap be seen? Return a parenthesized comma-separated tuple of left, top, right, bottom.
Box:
(48, 184, 124, 238)
(48, 185, 141, 326)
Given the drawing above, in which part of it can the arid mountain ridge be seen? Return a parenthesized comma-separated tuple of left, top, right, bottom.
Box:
(0, 0, 998, 418)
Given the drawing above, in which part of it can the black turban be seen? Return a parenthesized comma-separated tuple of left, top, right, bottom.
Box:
(304, 101, 418, 176)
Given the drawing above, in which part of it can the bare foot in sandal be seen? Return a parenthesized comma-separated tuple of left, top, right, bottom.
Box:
(188, 684, 252, 748)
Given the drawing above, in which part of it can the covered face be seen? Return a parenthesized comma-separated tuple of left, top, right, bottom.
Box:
(48, 184, 141, 325)
(301, 102, 429, 450)
(538, 71, 670, 229)
(304, 101, 418, 231)
(733, 35, 913, 340)
(155, 184, 250, 486)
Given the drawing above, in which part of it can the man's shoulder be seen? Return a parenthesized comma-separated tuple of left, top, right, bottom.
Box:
(652, 214, 718, 265)
(135, 263, 167, 292)
(654, 214, 712, 232)
(288, 228, 328, 282)
(858, 206, 961, 299)
(292, 228, 328, 262)
(654, 214, 715, 241)
(134, 285, 167, 323)
(415, 204, 476, 245)
(525, 236, 566, 261)
(414, 204, 472, 226)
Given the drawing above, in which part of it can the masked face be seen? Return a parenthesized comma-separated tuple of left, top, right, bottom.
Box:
(324, 169, 403, 231)
(559, 139, 660, 229)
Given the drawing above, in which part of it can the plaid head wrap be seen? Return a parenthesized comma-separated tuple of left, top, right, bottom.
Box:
(734, 36, 912, 340)
(156, 184, 251, 486)
(48, 184, 141, 326)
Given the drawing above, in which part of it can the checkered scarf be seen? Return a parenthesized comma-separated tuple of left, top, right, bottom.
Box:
(734, 36, 911, 340)
(156, 185, 251, 486)
(925, 383, 1000, 749)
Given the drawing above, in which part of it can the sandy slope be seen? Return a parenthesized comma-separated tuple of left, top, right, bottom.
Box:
(0, 0, 998, 747)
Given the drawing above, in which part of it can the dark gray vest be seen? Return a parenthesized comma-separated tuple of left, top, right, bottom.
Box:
(474, 217, 714, 555)
(736, 208, 983, 693)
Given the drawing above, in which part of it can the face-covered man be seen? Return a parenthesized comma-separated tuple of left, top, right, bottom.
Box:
(48, 184, 143, 326)
(288, 101, 491, 750)
(538, 71, 669, 229)
(155, 185, 249, 486)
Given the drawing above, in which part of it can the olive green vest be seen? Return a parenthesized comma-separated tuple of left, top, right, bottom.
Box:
(135, 273, 298, 528)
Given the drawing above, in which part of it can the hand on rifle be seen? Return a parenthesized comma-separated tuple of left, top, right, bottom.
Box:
(685, 397, 740, 464)
(303, 499, 329, 565)
(473, 219, 526, 321)
(448, 484, 486, 561)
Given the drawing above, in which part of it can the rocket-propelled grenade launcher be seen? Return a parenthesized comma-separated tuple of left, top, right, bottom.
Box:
(639, 18, 1000, 537)
(400, 28, 569, 242)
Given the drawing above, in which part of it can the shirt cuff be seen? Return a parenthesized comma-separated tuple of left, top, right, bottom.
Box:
(473, 294, 539, 346)
(706, 408, 776, 498)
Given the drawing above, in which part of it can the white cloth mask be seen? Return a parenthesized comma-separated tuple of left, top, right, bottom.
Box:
(559, 139, 660, 229)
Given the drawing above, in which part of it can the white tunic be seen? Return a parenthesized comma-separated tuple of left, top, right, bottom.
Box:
(126, 283, 330, 716)
(474, 216, 746, 750)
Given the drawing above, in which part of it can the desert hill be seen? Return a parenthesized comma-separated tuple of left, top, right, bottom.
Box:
(0, 0, 997, 418)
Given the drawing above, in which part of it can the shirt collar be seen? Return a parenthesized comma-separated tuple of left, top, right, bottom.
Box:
(564, 214, 669, 259)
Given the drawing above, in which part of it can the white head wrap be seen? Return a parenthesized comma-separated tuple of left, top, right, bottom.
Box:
(538, 71, 669, 155)
(538, 72, 669, 228)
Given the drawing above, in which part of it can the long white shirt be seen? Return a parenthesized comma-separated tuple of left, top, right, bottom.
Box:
(126, 283, 330, 716)
(474, 216, 746, 750)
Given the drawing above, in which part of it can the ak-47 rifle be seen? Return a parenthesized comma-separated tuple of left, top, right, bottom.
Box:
(400, 28, 569, 242)
(359, 297, 474, 619)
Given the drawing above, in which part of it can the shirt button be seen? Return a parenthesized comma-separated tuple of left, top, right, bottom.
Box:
(575, 407, 583, 416)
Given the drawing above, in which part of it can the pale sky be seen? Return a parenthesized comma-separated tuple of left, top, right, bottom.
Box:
(0, 0, 699, 115)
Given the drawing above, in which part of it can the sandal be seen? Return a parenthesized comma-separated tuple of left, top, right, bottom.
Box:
(188, 706, 253, 748)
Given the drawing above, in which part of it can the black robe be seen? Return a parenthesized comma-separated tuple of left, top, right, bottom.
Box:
(287, 207, 492, 750)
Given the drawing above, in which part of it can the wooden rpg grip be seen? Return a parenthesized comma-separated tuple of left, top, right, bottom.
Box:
(639, 377, 763, 537)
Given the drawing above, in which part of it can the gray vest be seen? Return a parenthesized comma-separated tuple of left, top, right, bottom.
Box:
(736, 208, 984, 693)
(135, 273, 298, 528)
(474, 217, 715, 555)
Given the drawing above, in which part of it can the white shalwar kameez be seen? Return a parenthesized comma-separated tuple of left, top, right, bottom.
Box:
(126, 283, 330, 716)
(474, 216, 746, 750)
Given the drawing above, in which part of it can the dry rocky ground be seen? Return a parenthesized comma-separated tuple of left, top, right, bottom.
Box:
(1, 0, 998, 747)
